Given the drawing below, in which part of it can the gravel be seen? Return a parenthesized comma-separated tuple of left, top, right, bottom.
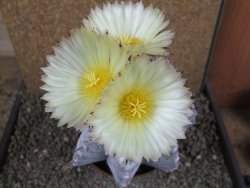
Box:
(0, 92, 232, 187)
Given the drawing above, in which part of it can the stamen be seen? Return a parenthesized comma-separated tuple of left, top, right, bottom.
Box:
(81, 68, 112, 97)
(84, 72, 100, 88)
(118, 35, 142, 46)
(129, 98, 147, 119)
(120, 91, 153, 121)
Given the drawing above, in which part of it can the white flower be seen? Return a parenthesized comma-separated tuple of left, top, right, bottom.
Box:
(41, 28, 129, 128)
(91, 58, 193, 163)
(83, 1, 174, 56)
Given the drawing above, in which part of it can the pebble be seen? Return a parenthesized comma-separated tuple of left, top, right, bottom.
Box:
(63, 136, 70, 143)
(26, 162, 31, 168)
(212, 155, 217, 160)
(196, 155, 202, 160)
(185, 162, 191, 168)
(42, 149, 48, 155)
(77, 167, 81, 172)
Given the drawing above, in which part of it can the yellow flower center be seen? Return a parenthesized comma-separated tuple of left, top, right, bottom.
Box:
(81, 68, 112, 98)
(120, 91, 153, 122)
(118, 35, 142, 46)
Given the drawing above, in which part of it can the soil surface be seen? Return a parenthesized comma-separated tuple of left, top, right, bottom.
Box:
(0, 92, 232, 188)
